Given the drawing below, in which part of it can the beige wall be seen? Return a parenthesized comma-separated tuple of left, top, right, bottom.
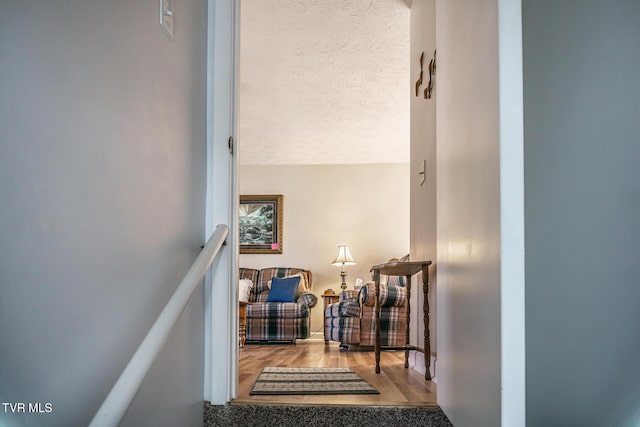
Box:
(239, 164, 410, 333)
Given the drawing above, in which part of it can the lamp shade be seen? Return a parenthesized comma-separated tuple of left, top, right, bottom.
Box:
(331, 245, 356, 266)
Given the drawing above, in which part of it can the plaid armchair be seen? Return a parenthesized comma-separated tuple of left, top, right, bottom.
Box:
(324, 280, 408, 348)
(239, 267, 317, 343)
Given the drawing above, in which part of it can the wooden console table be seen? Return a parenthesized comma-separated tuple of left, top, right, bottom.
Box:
(371, 260, 432, 380)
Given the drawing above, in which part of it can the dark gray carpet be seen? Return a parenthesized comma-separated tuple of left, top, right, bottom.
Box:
(204, 402, 453, 427)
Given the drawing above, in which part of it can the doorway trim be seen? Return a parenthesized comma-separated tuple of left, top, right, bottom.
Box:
(204, 0, 239, 404)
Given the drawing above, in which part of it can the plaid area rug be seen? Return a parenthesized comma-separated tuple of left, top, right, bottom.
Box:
(249, 367, 380, 395)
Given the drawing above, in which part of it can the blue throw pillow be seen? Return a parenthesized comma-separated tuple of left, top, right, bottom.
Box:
(266, 276, 301, 303)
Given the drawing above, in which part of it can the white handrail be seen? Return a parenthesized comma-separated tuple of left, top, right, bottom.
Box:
(89, 224, 229, 427)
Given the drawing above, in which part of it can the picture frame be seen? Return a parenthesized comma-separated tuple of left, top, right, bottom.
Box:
(239, 195, 283, 254)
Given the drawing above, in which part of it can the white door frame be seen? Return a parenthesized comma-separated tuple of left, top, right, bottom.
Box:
(497, 0, 526, 424)
(203, 2, 525, 420)
(204, 0, 239, 404)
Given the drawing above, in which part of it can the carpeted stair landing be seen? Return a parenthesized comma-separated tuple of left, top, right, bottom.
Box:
(204, 402, 453, 427)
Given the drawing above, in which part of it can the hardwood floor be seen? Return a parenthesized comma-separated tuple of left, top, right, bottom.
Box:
(234, 340, 437, 406)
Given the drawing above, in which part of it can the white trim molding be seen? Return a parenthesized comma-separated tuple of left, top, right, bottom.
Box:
(499, 0, 526, 425)
(204, 0, 238, 404)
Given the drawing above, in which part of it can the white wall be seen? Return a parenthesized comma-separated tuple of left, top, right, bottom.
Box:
(523, 1, 640, 426)
(239, 164, 410, 333)
(435, 0, 525, 424)
(435, 0, 503, 425)
(0, 1, 207, 426)
(409, 0, 437, 380)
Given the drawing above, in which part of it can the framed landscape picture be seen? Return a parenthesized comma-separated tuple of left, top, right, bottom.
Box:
(239, 195, 283, 254)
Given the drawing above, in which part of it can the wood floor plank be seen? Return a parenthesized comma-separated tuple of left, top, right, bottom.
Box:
(234, 340, 437, 406)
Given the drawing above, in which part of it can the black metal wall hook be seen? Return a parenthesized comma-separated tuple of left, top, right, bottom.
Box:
(415, 51, 424, 97)
(424, 50, 436, 99)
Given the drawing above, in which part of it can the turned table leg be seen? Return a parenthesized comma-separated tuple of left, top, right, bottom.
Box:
(239, 302, 247, 348)
(374, 270, 381, 374)
(404, 274, 411, 369)
(422, 265, 431, 380)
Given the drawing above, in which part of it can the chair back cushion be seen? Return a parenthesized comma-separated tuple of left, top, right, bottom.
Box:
(256, 267, 312, 294)
(340, 290, 359, 302)
(386, 275, 406, 287)
(239, 268, 259, 284)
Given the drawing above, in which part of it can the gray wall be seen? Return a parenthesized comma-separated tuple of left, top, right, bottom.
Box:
(524, 1, 640, 426)
(0, 1, 207, 426)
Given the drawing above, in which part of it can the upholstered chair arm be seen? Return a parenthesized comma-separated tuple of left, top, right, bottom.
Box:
(325, 300, 361, 318)
(296, 292, 318, 308)
(359, 282, 407, 308)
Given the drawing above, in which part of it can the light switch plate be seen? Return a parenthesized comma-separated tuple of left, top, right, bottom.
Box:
(160, 0, 174, 40)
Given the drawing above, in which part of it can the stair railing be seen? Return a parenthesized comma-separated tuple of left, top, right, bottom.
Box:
(89, 224, 229, 427)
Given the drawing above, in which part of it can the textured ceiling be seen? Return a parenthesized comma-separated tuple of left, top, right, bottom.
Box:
(239, 0, 410, 165)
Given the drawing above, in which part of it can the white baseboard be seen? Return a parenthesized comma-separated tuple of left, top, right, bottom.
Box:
(307, 332, 325, 341)
(409, 350, 437, 383)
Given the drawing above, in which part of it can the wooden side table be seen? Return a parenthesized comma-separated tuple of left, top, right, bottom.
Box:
(239, 301, 248, 348)
(370, 260, 432, 380)
(321, 293, 340, 343)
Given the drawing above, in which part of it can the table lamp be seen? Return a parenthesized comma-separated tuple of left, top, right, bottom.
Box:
(331, 245, 356, 290)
